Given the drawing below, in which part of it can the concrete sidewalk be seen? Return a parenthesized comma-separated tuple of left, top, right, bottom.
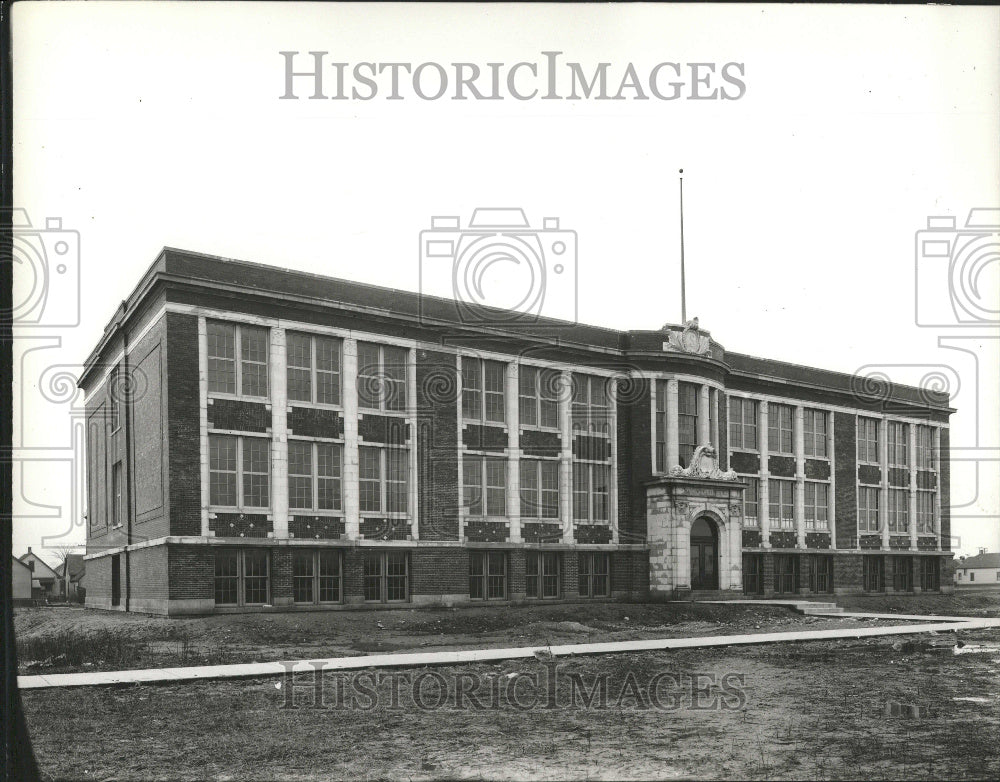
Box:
(18, 613, 1000, 690)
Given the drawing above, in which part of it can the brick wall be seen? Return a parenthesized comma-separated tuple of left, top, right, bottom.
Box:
(940, 428, 951, 551)
(128, 545, 169, 603)
(622, 380, 651, 544)
(84, 555, 112, 606)
(130, 315, 169, 541)
(834, 411, 857, 549)
(166, 312, 202, 535)
(168, 545, 214, 601)
(410, 548, 468, 595)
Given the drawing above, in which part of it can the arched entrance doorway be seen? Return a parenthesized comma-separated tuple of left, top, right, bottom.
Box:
(690, 517, 719, 590)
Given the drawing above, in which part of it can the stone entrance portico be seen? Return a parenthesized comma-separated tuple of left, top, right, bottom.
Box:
(646, 446, 746, 598)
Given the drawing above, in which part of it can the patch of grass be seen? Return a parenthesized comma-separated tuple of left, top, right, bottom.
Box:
(17, 629, 148, 671)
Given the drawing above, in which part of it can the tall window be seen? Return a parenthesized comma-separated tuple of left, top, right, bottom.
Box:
(916, 491, 935, 534)
(728, 397, 758, 451)
(462, 455, 506, 516)
(578, 553, 610, 598)
(292, 550, 342, 604)
(803, 409, 828, 458)
(357, 342, 407, 411)
(677, 382, 699, 467)
(742, 477, 759, 527)
(573, 462, 610, 522)
(207, 321, 269, 397)
(526, 552, 561, 599)
(288, 441, 343, 512)
(915, 425, 935, 470)
(768, 479, 795, 529)
(462, 357, 506, 423)
(768, 404, 794, 455)
(572, 374, 610, 436)
(857, 417, 879, 464)
(520, 459, 559, 519)
(359, 446, 408, 515)
(286, 333, 342, 406)
(803, 482, 829, 530)
(469, 551, 507, 600)
(654, 382, 667, 472)
(519, 366, 560, 429)
(209, 435, 270, 509)
(108, 367, 121, 431)
(888, 488, 909, 532)
(863, 556, 884, 592)
(214, 549, 270, 606)
(362, 551, 409, 603)
(888, 422, 909, 467)
(112, 461, 123, 527)
(858, 486, 880, 533)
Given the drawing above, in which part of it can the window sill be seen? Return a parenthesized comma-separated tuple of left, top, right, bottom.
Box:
(208, 393, 271, 403)
(287, 401, 344, 412)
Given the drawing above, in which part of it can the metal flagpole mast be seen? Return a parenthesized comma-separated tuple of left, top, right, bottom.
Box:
(679, 169, 686, 324)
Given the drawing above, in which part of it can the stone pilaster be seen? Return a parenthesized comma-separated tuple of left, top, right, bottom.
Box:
(560, 370, 574, 543)
(759, 400, 770, 548)
(269, 327, 288, 539)
(666, 379, 679, 468)
(506, 362, 521, 543)
(794, 405, 805, 548)
(880, 418, 890, 550)
(908, 422, 918, 550)
(343, 338, 360, 541)
(698, 384, 711, 446)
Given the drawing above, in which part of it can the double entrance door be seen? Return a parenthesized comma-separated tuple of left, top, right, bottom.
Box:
(690, 517, 719, 590)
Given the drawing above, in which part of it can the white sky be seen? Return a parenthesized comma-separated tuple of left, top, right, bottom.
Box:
(10, 2, 1000, 564)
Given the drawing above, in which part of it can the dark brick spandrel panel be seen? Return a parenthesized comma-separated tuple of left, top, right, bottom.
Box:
(289, 516, 345, 539)
(805, 532, 831, 550)
(888, 467, 909, 488)
(574, 524, 612, 544)
(287, 408, 343, 439)
(742, 529, 762, 548)
(858, 465, 881, 485)
(358, 414, 409, 445)
(859, 534, 882, 550)
(805, 459, 831, 480)
(522, 523, 563, 543)
(208, 398, 270, 433)
(730, 451, 760, 475)
(464, 521, 509, 543)
(889, 536, 911, 550)
(834, 411, 858, 549)
(463, 424, 507, 452)
(520, 428, 561, 457)
(769, 531, 797, 549)
(573, 435, 610, 462)
(917, 536, 937, 551)
(917, 471, 937, 491)
(768, 455, 796, 478)
(359, 518, 411, 540)
(619, 379, 651, 545)
(210, 513, 272, 538)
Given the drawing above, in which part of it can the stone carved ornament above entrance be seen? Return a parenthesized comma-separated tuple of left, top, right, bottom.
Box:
(661, 318, 710, 355)
(668, 445, 739, 481)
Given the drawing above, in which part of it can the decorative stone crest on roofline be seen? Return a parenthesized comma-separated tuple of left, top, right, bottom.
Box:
(668, 445, 739, 481)
(662, 317, 710, 355)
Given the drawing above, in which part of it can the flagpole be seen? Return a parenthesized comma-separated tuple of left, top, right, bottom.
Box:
(679, 168, 686, 325)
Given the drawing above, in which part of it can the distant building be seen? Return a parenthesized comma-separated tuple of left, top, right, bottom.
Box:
(18, 548, 60, 600)
(11, 556, 33, 604)
(78, 249, 955, 614)
(954, 551, 1000, 587)
(59, 554, 87, 600)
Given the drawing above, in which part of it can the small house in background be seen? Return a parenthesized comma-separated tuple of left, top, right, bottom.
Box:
(19, 548, 60, 600)
(954, 550, 1000, 587)
(11, 556, 33, 604)
(59, 554, 87, 601)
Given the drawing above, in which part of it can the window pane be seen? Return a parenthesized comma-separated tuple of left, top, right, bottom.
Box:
(209, 435, 237, 506)
(357, 342, 381, 409)
(363, 553, 382, 601)
(484, 361, 506, 423)
(539, 370, 560, 429)
(214, 551, 239, 605)
(207, 322, 236, 394)
(519, 367, 537, 427)
(293, 551, 315, 603)
(386, 552, 408, 601)
(519, 460, 539, 518)
(485, 458, 506, 516)
(359, 446, 381, 513)
(315, 337, 342, 405)
(286, 333, 313, 402)
(383, 346, 408, 411)
(386, 448, 408, 514)
(462, 358, 482, 421)
(240, 326, 269, 397)
(463, 456, 483, 516)
(242, 439, 270, 507)
(243, 551, 269, 604)
(288, 441, 313, 510)
(572, 462, 588, 521)
(318, 551, 341, 602)
(316, 443, 343, 511)
(540, 460, 560, 519)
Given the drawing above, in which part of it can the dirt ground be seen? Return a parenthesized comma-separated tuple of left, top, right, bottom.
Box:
(14, 599, 926, 675)
(20, 625, 1000, 781)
